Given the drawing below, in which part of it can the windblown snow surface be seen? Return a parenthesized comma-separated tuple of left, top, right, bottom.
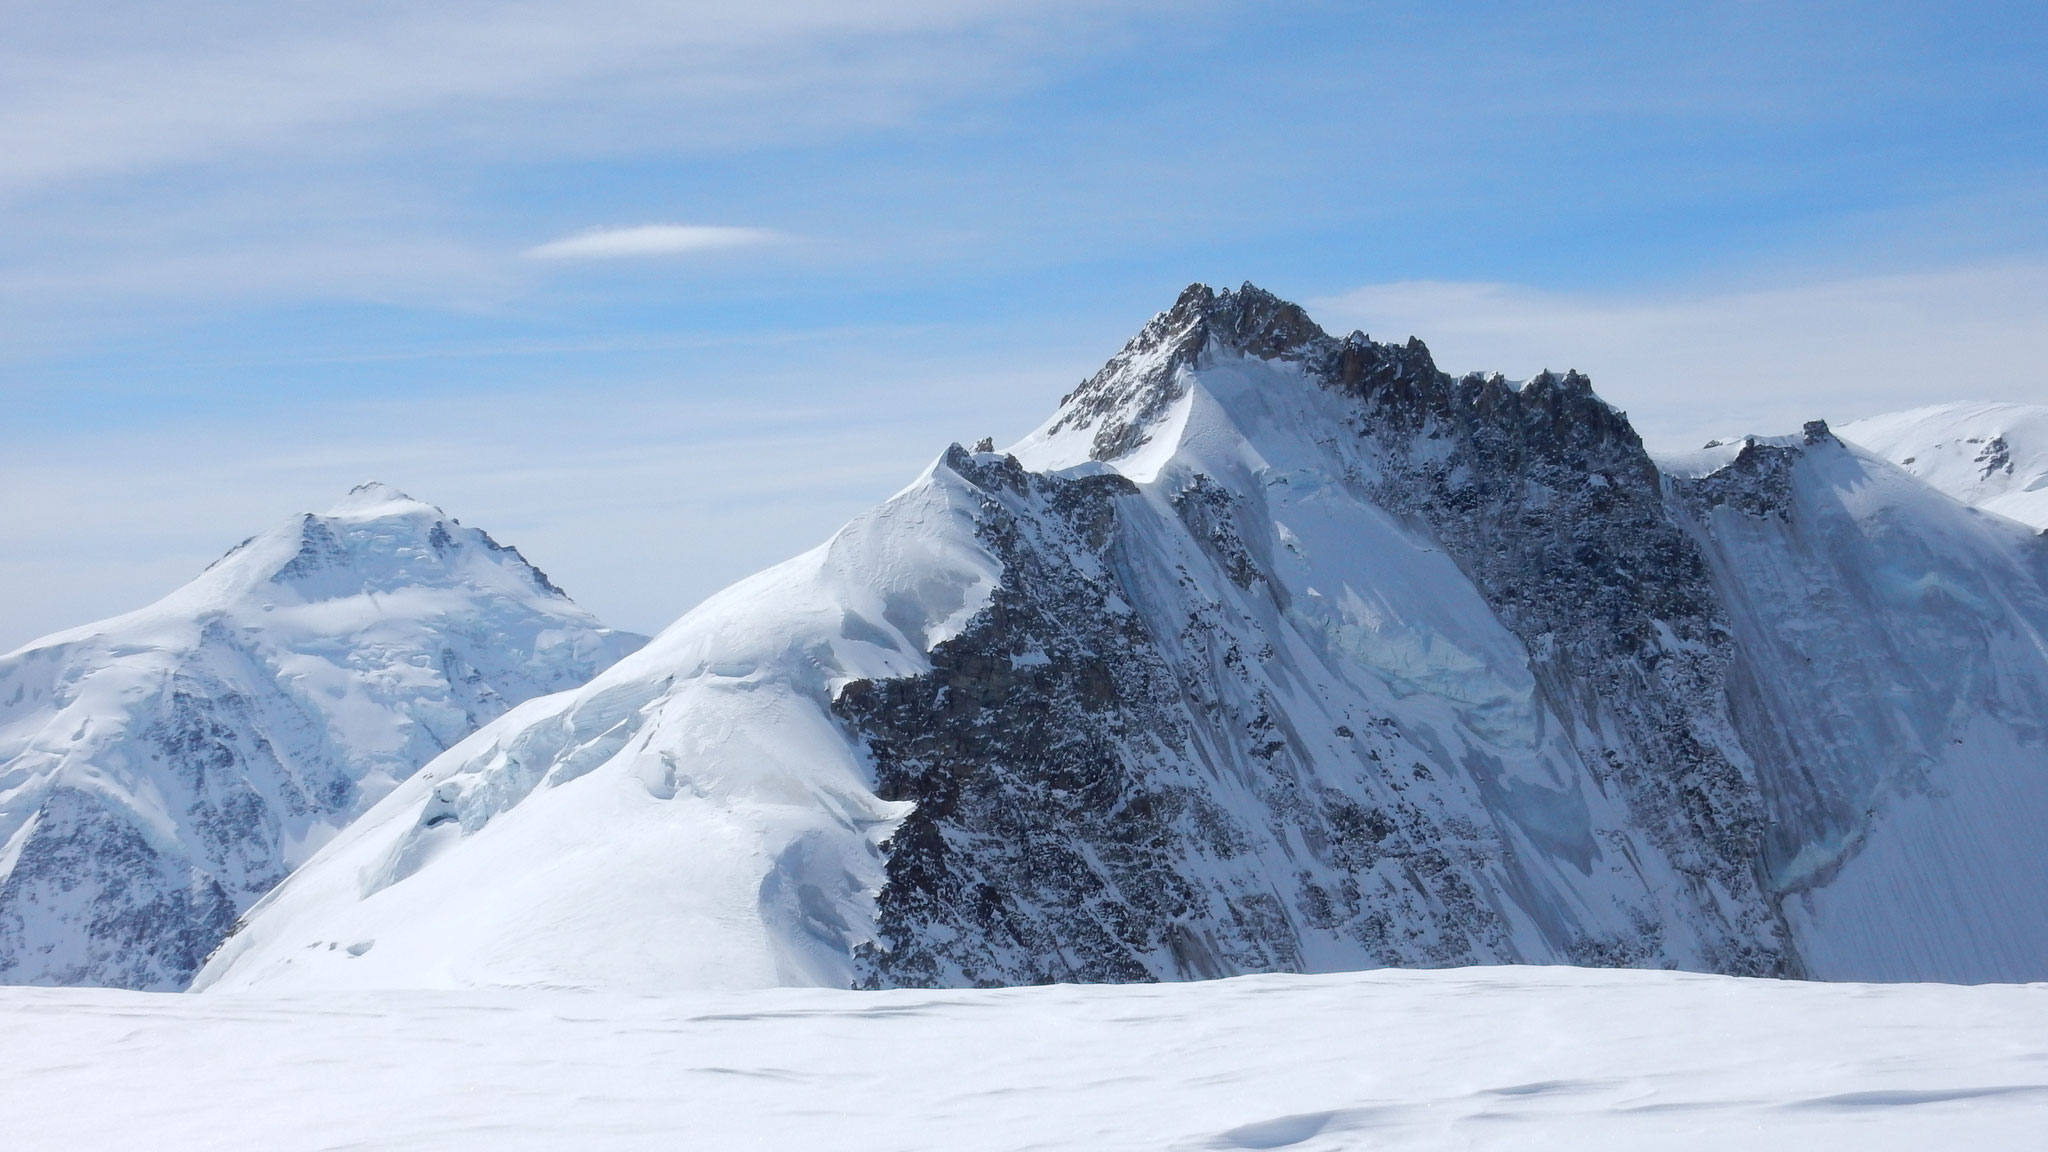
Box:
(1838, 401, 2048, 528)
(0, 485, 644, 989)
(8, 968, 2048, 1151)
(202, 286, 2048, 995)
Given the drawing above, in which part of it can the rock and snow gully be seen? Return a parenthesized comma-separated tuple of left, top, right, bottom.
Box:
(155, 285, 2048, 993)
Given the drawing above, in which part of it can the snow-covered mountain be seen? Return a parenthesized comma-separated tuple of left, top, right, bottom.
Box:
(1838, 401, 2048, 528)
(0, 485, 645, 989)
(199, 288, 2048, 993)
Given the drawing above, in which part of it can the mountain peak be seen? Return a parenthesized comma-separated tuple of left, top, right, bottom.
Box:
(1182, 281, 1332, 360)
(1836, 401, 2048, 530)
(1034, 282, 1433, 464)
(1144, 281, 1335, 363)
(194, 487, 568, 603)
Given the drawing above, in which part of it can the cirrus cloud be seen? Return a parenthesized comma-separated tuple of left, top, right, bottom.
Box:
(525, 224, 784, 260)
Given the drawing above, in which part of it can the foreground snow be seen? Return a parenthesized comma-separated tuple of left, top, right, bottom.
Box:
(7, 967, 2046, 1151)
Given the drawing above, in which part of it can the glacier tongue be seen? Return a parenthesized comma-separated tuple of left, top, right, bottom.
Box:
(202, 288, 2048, 993)
(0, 486, 644, 990)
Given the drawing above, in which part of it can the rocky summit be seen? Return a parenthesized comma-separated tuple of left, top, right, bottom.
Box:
(196, 285, 2048, 993)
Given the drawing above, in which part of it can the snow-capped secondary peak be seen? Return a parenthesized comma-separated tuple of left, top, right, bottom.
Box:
(169, 484, 573, 612)
(0, 489, 645, 990)
(203, 287, 2048, 995)
(325, 481, 431, 516)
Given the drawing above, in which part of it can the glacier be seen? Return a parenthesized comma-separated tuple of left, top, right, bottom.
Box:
(0, 484, 644, 989)
(198, 286, 2048, 993)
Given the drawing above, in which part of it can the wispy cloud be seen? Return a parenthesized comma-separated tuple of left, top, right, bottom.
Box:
(0, 2, 1162, 193)
(0, 0, 1174, 350)
(1310, 260, 2048, 449)
(526, 224, 782, 260)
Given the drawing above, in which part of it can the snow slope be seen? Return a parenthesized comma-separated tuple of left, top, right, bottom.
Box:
(1666, 429, 2048, 981)
(0, 485, 644, 989)
(1838, 401, 2048, 527)
(10, 969, 2048, 1151)
(201, 287, 2048, 993)
(197, 466, 998, 991)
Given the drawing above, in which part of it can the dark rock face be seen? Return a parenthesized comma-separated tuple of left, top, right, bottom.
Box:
(836, 450, 1193, 986)
(1333, 364, 1786, 977)
(836, 283, 1806, 987)
(271, 516, 349, 584)
(474, 530, 570, 598)
(1976, 434, 2013, 480)
(0, 649, 351, 989)
(1675, 440, 1802, 522)
(837, 446, 1535, 986)
(0, 788, 239, 990)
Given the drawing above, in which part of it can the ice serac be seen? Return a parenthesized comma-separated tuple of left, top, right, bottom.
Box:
(202, 287, 2048, 993)
(0, 484, 645, 990)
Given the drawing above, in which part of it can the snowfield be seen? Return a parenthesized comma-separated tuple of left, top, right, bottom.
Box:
(1839, 401, 2048, 528)
(7, 967, 2046, 1151)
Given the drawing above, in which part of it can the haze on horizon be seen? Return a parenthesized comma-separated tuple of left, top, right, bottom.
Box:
(4, 0, 2046, 650)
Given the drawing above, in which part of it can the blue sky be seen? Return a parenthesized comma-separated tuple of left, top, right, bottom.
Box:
(5, 0, 2047, 647)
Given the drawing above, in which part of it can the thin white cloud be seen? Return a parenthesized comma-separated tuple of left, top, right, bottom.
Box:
(526, 224, 782, 260)
(0, 1, 1165, 193)
(0, 0, 1174, 347)
(1309, 261, 2048, 450)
